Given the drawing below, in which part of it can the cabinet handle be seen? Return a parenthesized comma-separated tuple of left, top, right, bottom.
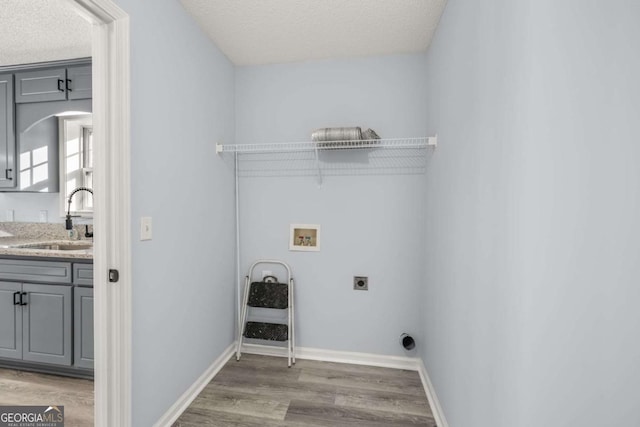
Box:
(20, 292, 27, 306)
(57, 79, 65, 92)
(13, 291, 20, 306)
(5, 168, 12, 180)
(66, 79, 72, 92)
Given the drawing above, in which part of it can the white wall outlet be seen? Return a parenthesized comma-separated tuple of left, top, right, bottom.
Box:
(140, 217, 153, 241)
(39, 210, 48, 223)
(5, 209, 14, 222)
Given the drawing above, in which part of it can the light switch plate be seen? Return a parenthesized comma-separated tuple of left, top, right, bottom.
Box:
(140, 217, 153, 241)
(39, 210, 48, 223)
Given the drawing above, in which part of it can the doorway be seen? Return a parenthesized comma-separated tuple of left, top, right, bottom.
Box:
(1, 0, 130, 424)
(64, 0, 132, 425)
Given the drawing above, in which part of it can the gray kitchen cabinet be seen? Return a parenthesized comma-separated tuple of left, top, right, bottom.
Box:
(22, 283, 72, 366)
(0, 260, 74, 367)
(73, 263, 94, 286)
(0, 259, 72, 283)
(74, 286, 94, 369)
(15, 64, 92, 103)
(0, 281, 22, 360)
(0, 73, 15, 189)
(15, 68, 67, 103)
(66, 65, 92, 100)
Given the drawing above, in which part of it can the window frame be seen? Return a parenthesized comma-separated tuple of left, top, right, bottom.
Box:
(58, 114, 94, 218)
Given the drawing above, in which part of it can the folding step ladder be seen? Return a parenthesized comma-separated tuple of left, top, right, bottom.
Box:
(236, 260, 295, 367)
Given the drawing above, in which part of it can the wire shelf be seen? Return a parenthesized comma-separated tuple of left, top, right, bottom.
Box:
(216, 136, 437, 154)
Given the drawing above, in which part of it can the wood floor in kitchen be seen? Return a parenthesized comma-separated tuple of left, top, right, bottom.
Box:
(174, 353, 436, 427)
(0, 368, 94, 427)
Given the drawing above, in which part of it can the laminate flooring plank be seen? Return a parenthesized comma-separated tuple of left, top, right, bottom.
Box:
(292, 358, 421, 380)
(174, 405, 302, 427)
(189, 387, 289, 420)
(334, 387, 432, 417)
(285, 399, 435, 427)
(219, 361, 302, 382)
(211, 372, 337, 405)
(298, 367, 424, 395)
(0, 368, 93, 392)
(0, 369, 93, 427)
(233, 353, 300, 370)
(177, 355, 435, 427)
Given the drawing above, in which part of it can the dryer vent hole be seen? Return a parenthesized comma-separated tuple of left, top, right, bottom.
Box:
(401, 333, 416, 351)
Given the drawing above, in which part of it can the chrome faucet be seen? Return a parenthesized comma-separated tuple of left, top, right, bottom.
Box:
(65, 187, 93, 231)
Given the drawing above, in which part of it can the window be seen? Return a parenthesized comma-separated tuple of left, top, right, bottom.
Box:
(59, 114, 93, 217)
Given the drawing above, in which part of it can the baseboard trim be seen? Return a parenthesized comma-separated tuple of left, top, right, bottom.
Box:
(241, 343, 420, 371)
(417, 359, 449, 427)
(153, 343, 236, 427)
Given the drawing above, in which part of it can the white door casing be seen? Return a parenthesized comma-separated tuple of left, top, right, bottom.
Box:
(60, 1, 132, 426)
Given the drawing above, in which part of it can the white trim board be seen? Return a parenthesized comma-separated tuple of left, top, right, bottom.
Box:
(61, 1, 132, 426)
(418, 359, 449, 427)
(153, 343, 236, 427)
(242, 343, 420, 371)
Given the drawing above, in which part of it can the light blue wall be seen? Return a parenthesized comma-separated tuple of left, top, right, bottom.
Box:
(236, 54, 428, 356)
(518, 2, 640, 426)
(422, 1, 640, 426)
(113, 0, 236, 425)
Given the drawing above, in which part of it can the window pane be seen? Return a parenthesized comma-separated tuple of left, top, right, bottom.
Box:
(83, 128, 94, 168)
(84, 171, 93, 209)
(67, 153, 80, 173)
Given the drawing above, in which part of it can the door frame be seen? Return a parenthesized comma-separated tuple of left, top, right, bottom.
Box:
(61, 0, 132, 425)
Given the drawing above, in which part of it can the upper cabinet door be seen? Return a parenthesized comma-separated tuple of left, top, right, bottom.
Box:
(15, 68, 67, 103)
(0, 73, 16, 188)
(66, 65, 92, 100)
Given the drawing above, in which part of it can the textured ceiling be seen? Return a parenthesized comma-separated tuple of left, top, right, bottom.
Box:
(0, 0, 91, 67)
(179, 0, 447, 66)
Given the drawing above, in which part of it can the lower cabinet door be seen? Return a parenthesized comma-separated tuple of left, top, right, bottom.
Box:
(22, 283, 72, 366)
(0, 281, 22, 360)
(73, 287, 94, 369)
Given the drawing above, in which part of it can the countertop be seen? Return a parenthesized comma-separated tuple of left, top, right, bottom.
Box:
(0, 237, 93, 260)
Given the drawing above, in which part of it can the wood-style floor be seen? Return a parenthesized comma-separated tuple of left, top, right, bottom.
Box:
(175, 354, 436, 427)
(0, 368, 94, 427)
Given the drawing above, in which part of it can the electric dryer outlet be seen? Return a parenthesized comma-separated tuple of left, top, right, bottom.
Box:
(353, 276, 368, 291)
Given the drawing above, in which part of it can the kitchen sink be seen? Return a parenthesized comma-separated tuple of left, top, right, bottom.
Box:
(16, 243, 93, 251)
